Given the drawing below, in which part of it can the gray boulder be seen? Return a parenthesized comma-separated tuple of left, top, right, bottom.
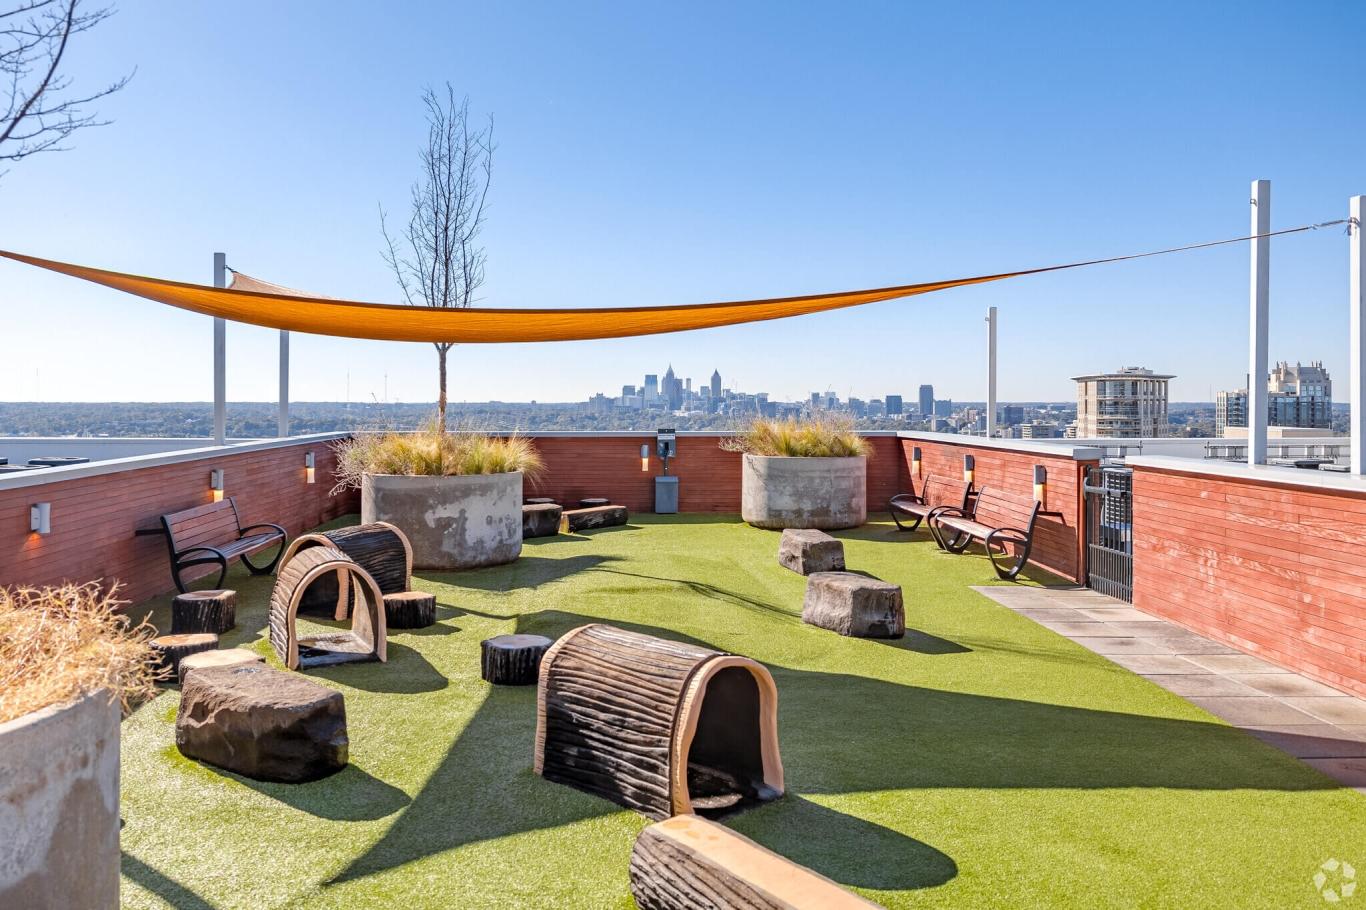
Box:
(802, 572, 905, 639)
(778, 528, 846, 575)
(176, 665, 347, 782)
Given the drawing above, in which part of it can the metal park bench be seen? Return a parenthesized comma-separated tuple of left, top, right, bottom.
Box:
(928, 486, 1040, 580)
(157, 499, 287, 593)
(888, 474, 971, 532)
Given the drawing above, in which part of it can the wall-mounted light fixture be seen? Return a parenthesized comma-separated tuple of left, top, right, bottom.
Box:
(305, 451, 316, 484)
(1034, 465, 1047, 507)
(963, 454, 975, 486)
(210, 469, 225, 502)
(29, 502, 51, 535)
(640, 444, 650, 473)
(911, 446, 923, 478)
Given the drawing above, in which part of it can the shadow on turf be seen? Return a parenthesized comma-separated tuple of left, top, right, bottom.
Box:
(226, 763, 412, 822)
(310, 640, 448, 694)
(421, 554, 618, 593)
(122, 852, 219, 910)
(320, 610, 1335, 893)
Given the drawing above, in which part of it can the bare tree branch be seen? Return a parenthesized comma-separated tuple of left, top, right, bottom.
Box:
(380, 84, 494, 430)
(0, 0, 131, 173)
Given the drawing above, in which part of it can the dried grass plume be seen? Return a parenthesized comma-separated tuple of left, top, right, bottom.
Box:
(720, 415, 871, 458)
(332, 420, 545, 492)
(0, 583, 159, 725)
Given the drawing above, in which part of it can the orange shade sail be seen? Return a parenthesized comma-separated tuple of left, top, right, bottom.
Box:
(0, 225, 1328, 344)
(0, 248, 1032, 343)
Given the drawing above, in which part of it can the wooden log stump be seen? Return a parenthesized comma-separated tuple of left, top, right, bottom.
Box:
(480, 634, 553, 685)
(150, 633, 219, 682)
(535, 624, 784, 820)
(383, 591, 437, 629)
(629, 816, 880, 910)
(560, 504, 629, 533)
(177, 647, 264, 684)
(578, 497, 610, 508)
(525, 497, 557, 505)
(171, 589, 237, 634)
(523, 503, 563, 538)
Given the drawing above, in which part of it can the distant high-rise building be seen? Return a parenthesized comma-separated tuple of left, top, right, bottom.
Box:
(918, 385, 934, 416)
(1216, 360, 1332, 436)
(662, 365, 683, 410)
(810, 392, 822, 407)
(933, 399, 953, 417)
(622, 385, 636, 398)
(999, 405, 1024, 427)
(885, 395, 903, 415)
(711, 370, 722, 400)
(1073, 366, 1173, 437)
(643, 374, 659, 405)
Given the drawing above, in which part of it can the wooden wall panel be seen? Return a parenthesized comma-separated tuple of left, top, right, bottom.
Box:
(1132, 465, 1366, 697)
(0, 442, 357, 605)
(898, 438, 1092, 582)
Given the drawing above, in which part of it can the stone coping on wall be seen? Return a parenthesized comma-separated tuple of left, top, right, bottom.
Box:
(0, 433, 353, 492)
(896, 431, 1104, 461)
(1127, 455, 1366, 495)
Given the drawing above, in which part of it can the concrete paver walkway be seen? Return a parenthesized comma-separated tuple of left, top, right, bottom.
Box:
(975, 585, 1366, 793)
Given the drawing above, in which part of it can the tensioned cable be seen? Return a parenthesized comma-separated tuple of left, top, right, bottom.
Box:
(0, 219, 1350, 344)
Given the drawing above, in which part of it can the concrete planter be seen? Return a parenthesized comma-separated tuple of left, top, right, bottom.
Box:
(0, 691, 120, 909)
(741, 454, 867, 530)
(361, 472, 523, 570)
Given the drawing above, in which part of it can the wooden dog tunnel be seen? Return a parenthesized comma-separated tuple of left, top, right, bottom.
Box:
(269, 546, 387, 670)
(279, 521, 412, 619)
(534, 624, 783, 820)
(630, 815, 880, 910)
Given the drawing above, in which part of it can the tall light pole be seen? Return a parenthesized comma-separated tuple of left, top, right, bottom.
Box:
(213, 253, 226, 445)
(1248, 180, 1270, 466)
(1351, 195, 1364, 474)
(986, 306, 998, 437)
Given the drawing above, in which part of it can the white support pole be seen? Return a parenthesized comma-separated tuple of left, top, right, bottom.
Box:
(1351, 196, 1365, 474)
(278, 329, 290, 437)
(986, 306, 998, 437)
(1247, 180, 1270, 466)
(213, 253, 227, 445)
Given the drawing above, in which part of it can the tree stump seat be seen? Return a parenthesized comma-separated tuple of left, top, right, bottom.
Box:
(480, 634, 553, 685)
(630, 815, 880, 910)
(150, 633, 218, 682)
(177, 647, 264, 684)
(578, 497, 610, 508)
(525, 497, 556, 505)
(777, 529, 845, 575)
(383, 590, 437, 629)
(171, 589, 237, 634)
(175, 665, 347, 783)
(560, 504, 629, 533)
(522, 503, 563, 538)
(535, 624, 784, 820)
(802, 572, 905, 639)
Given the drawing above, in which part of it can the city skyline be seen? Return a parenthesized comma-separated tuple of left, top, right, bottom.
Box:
(2, 4, 1363, 406)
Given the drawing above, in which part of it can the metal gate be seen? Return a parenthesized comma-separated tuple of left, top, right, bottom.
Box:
(1084, 466, 1133, 602)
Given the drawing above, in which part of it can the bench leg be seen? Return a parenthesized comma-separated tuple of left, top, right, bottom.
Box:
(987, 539, 1031, 581)
(174, 556, 228, 594)
(240, 538, 286, 576)
(891, 508, 924, 532)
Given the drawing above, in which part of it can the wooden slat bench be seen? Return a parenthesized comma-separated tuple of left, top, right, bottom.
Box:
(888, 473, 970, 532)
(928, 486, 1040, 580)
(158, 499, 287, 593)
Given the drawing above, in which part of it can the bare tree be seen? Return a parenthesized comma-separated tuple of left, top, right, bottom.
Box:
(1, 0, 131, 172)
(381, 85, 494, 432)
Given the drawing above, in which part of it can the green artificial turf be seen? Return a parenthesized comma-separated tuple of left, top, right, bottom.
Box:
(118, 514, 1366, 909)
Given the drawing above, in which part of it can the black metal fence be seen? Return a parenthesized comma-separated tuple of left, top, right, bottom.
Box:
(1084, 466, 1133, 602)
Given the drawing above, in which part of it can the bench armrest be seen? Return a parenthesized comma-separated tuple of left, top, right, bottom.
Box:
(889, 493, 925, 507)
(985, 527, 1031, 546)
(239, 522, 287, 539)
(929, 505, 968, 522)
(174, 545, 227, 561)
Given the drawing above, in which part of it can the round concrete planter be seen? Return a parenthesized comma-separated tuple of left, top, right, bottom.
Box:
(361, 471, 523, 570)
(0, 691, 121, 909)
(741, 454, 867, 530)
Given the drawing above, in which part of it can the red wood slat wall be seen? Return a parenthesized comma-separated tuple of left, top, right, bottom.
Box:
(1132, 465, 1366, 697)
(899, 438, 1092, 582)
(0, 442, 357, 604)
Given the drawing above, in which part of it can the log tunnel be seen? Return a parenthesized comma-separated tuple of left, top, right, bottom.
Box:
(279, 521, 412, 619)
(534, 624, 784, 820)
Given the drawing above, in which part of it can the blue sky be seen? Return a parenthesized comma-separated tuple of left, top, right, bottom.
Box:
(2, 1, 1363, 405)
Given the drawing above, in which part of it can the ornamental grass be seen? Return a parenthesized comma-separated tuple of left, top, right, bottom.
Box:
(0, 583, 159, 725)
(333, 421, 545, 491)
(721, 415, 870, 458)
